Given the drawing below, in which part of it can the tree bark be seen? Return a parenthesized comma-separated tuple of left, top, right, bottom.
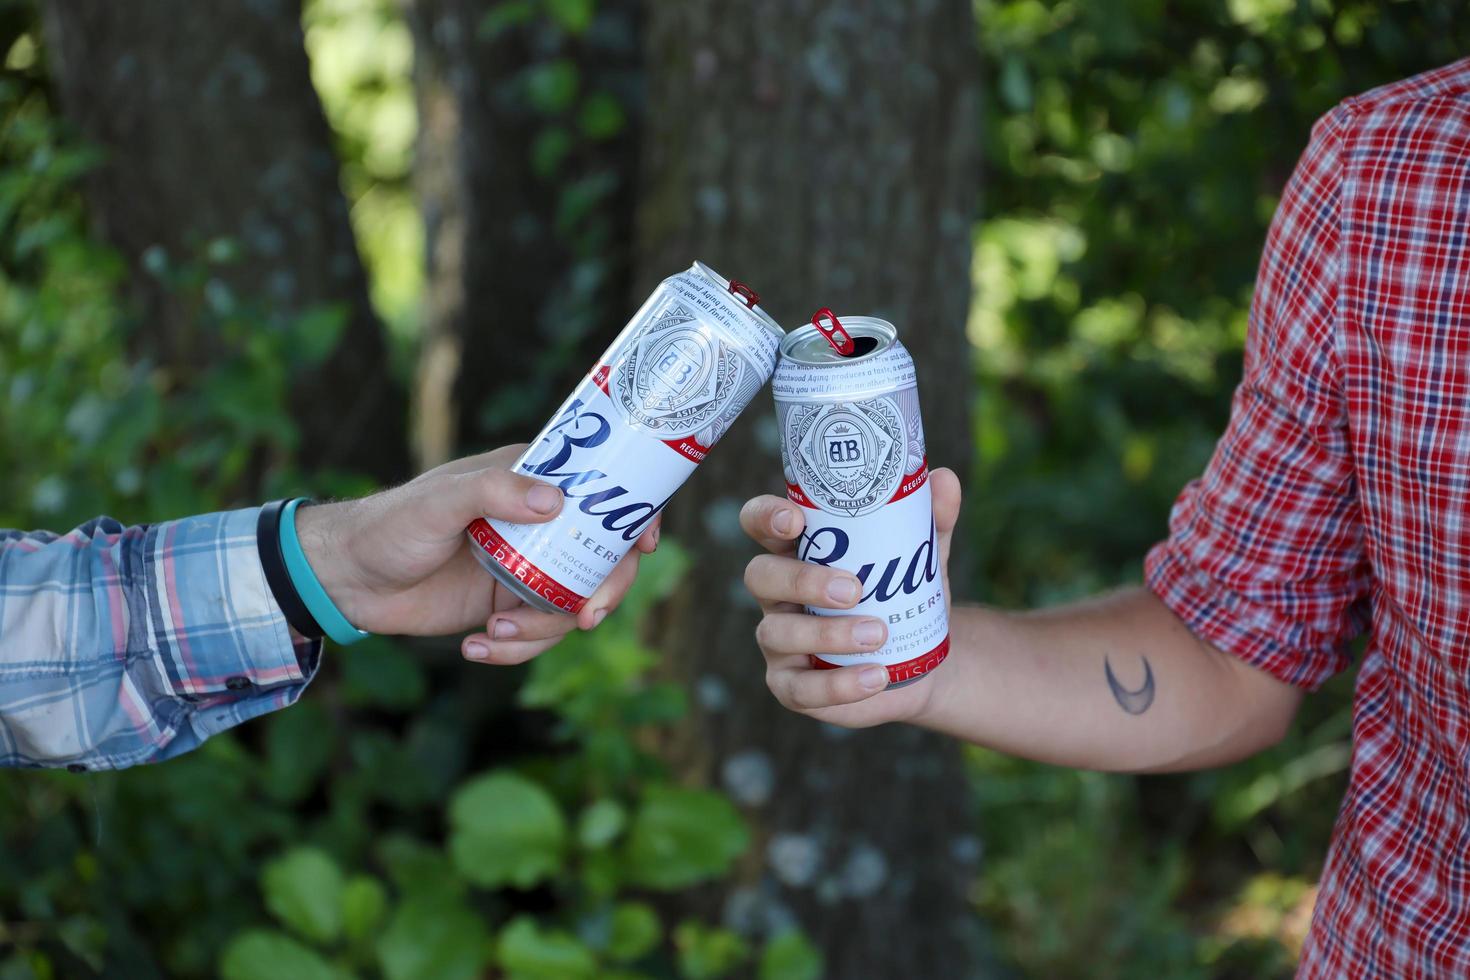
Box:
(637, 3, 984, 976)
(42, 0, 407, 484)
(405, 0, 642, 468)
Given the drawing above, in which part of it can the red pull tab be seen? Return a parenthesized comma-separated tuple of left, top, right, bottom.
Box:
(728, 280, 760, 309)
(811, 308, 856, 356)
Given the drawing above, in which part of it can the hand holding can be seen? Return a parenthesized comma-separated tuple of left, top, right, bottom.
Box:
(770, 313, 951, 686)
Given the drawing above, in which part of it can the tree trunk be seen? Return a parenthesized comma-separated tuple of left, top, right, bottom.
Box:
(405, 0, 642, 468)
(637, 3, 984, 976)
(42, 0, 407, 484)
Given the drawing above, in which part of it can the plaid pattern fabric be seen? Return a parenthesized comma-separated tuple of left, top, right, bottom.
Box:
(0, 506, 318, 770)
(1147, 59, 1470, 977)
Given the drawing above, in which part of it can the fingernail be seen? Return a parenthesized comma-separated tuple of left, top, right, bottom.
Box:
(853, 621, 884, 646)
(827, 577, 860, 604)
(527, 484, 562, 514)
(860, 666, 889, 691)
(772, 509, 795, 535)
(492, 619, 517, 639)
(652, 525, 661, 549)
(465, 640, 491, 660)
(592, 608, 608, 627)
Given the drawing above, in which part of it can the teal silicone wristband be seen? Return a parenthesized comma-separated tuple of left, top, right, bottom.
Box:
(279, 497, 370, 646)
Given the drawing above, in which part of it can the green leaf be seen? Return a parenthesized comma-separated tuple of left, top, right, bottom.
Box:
(531, 127, 572, 179)
(578, 92, 626, 140)
(673, 921, 749, 980)
(607, 902, 661, 963)
(220, 930, 340, 980)
(262, 848, 345, 945)
(525, 59, 580, 114)
(623, 787, 749, 890)
(479, 0, 536, 38)
(377, 835, 463, 902)
(342, 875, 389, 944)
(497, 916, 597, 980)
(576, 798, 627, 850)
(618, 539, 690, 620)
(449, 771, 567, 888)
(545, 0, 596, 33)
(620, 682, 687, 725)
(291, 304, 350, 368)
(377, 895, 489, 980)
(341, 637, 428, 711)
(758, 930, 824, 980)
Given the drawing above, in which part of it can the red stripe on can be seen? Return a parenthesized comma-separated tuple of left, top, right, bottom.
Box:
(889, 459, 929, 504)
(785, 482, 817, 509)
(663, 436, 709, 463)
(592, 364, 611, 394)
(809, 634, 950, 684)
(467, 518, 590, 614)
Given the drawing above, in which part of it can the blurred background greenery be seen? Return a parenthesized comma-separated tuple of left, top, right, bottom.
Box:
(1, 0, 1466, 977)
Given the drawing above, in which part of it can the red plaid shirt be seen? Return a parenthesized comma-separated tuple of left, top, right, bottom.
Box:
(1147, 59, 1470, 977)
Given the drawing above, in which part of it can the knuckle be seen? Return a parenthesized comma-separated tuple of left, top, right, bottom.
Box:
(794, 565, 828, 602)
(742, 557, 761, 592)
(754, 617, 775, 651)
(820, 618, 853, 652)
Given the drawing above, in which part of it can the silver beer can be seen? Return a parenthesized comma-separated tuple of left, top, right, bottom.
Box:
(468, 262, 784, 614)
(771, 315, 950, 685)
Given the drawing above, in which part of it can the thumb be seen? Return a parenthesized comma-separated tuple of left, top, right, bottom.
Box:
(929, 466, 962, 535)
(437, 467, 564, 530)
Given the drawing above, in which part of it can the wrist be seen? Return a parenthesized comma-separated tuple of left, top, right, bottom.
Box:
(293, 500, 367, 627)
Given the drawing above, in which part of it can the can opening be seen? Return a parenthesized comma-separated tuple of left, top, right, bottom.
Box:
(847, 335, 879, 356)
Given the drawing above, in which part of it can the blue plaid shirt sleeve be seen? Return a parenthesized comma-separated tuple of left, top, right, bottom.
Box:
(0, 506, 321, 770)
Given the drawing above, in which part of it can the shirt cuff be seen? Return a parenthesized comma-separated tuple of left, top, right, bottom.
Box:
(1144, 538, 1349, 692)
(139, 506, 322, 756)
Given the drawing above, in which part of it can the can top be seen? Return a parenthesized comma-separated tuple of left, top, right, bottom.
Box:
(690, 261, 784, 338)
(780, 316, 896, 365)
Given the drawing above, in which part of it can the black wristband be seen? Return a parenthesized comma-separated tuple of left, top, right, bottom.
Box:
(257, 498, 324, 640)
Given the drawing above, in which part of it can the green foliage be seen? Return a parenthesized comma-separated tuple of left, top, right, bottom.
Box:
(496, 917, 597, 980)
(220, 930, 343, 980)
(448, 771, 568, 889)
(673, 921, 749, 980)
(262, 848, 347, 945)
(758, 930, 824, 980)
(623, 787, 751, 890)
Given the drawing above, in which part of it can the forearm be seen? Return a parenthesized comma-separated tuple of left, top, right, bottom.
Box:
(0, 510, 316, 769)
(916, 587, 1301, 773)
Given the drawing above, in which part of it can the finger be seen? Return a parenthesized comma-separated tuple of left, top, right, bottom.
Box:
(769, 658, 890, 712)
(744, 554, 862, 610)
(930, 467, 962, 536)
(431, 467, 564, 533)
(422, 444, 529, 479)
(461, 632, 560, 666)
(575, 548, 642, 629)
(739, 495, 806, 555)
(634, 515, 661, 555)
(484, 604, 578, 643)
(755, 613, 887, 657)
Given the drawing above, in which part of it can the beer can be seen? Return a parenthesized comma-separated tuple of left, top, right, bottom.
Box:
(771, 315, 949, 685)
(467, 262, 784, 614)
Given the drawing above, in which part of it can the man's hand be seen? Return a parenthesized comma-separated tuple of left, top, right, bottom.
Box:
(293, 445, 657, 665)
(739, 467, 962, 728)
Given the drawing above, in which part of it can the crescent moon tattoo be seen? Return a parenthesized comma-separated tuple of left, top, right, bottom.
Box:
(1105, 655, 1155, 715)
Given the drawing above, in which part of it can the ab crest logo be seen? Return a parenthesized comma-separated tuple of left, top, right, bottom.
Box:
(787, 398, 907, 516)
(613, 302, 743, 439)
